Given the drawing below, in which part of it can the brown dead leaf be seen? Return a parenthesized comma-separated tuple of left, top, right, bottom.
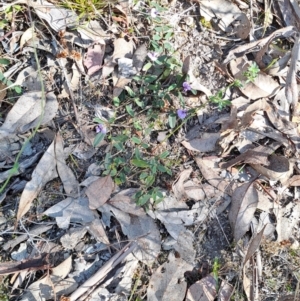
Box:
(223, 26, 295, 65)
(274, 201, 300, 242)
(229, 181, 258, 241)
(250, 154, 293, 184)
(218, 281, 234, 301)
(182, 133, 220, 153)
(109, 188, 145, 216)
(220, 145, 271, 170)
(55, 133, 79, 196)
(288, 175, 300, 186)
(17, 140, 57, 221)
(195, 156, 237, 195)
(243, 225, 267, 265)
(172, 168, 193, 201)
(147, 253, 192, 301)
(83, 42, 105, 76)
(186, 275, 217, 301)
(86, 175, 114, 209)
(200, 0, 250, 39)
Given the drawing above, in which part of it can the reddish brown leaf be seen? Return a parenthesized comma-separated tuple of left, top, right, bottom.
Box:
(86, 175, 114, 209)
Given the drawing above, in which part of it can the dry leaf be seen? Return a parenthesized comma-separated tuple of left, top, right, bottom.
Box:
(43, 197, 95, 229)
(229, 181, 258, 241)
(83, 42, 105, 76)
(108, 188, 145, 216)
(17, 140, 57, 221)
(223, 26, 295, 64)
(186, 275, 217, 301)
(52, 256, 72, 279)
(250, 154, 293, 184)
(195, 157, 237, 195)
(20, 27, 36, 49)
(243, 225, 267, 265)
(200, 0, 250, 39)
(55, 133, 79, 196)
(33, 0, 78, 32)
(172, 168, 193, 201)
(218, 281, 234, 301)
(274, 201, 300, 242)
(182, 133, 220, 153)
(86, 175, 114, 209)
(0, 91, 58, 134)
(147, 253, 192, 301)
(99, 203, 161, 264)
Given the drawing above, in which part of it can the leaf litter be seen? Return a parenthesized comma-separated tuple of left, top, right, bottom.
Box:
(1, 0, 300, 300)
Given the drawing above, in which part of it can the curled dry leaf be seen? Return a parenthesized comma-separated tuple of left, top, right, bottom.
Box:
(182, 133, 220, 153)
(86, 175, 114, 209)
(229, 181, 258, 241)
(17, 140, 57, 222)
(55, 133, 79, 196)
(172, 168, 193, 201)
(195, 156, 237, 195)
(0, 92, 58, 134)
(99, 203, 161, 265)
(84, 42, 105, 76)
(223, 26, 295, 64)
(186, 275, 217, 301)
(32, 0, 78, 32)
(250, 154, 293, 185)
(147, 253, 192, 301)
(243, 225, 267, 265)
(220, 145, 271, 170)
(200, 0, 250, 39)
(218, 281, 234, 301)
(43, 197, 95, 229)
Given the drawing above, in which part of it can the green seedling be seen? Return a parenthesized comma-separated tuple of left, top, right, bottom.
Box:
(59, 0, 117, 20)
(212, 257, 221, 291)
(243, 62, 260, 83)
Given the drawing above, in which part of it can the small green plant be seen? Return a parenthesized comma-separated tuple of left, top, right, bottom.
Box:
(243, 62, 260, 83)
(60, 0, 117, 20)
(212, 257, 221, 291)
(0, 58, 22, 94)
(209, 80, 242, 110)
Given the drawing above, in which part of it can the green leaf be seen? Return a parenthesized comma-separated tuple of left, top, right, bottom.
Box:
(0, 58, 10, 65)
(126, 104, 135, 117)
(113, 96, 120, 106)
(134, 97, 144, 108)
(167, 83, 177, 91)
(14, 85, 22, 94)
(159, 151, 169, 159)
(93, 117, 106, 124)
(157, 164, 167, 172)
(145, 174, 155, 186)
(142, 62, 152, 71)
(168, 113, 176, 128)
(153, 34, 161, 41)
(139, 172, 148, 180)
(133, 121, 142, 130)
(93, 132, 106, 147)
(136, 194, 151, 206)
(125, 86, 135, 97)
(132, 136, 141, 144)
(131, 159, 149, 168)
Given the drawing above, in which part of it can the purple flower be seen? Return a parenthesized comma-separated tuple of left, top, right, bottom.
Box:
(182, 82, 191, 93)
(150, 8, 159, 18)
(95, 124, 107, 134)
(177, 109, 188, 119)
(147, 51, 159, 61)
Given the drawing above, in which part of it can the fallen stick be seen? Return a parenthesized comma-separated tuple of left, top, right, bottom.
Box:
(69, 241, 137, 301)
